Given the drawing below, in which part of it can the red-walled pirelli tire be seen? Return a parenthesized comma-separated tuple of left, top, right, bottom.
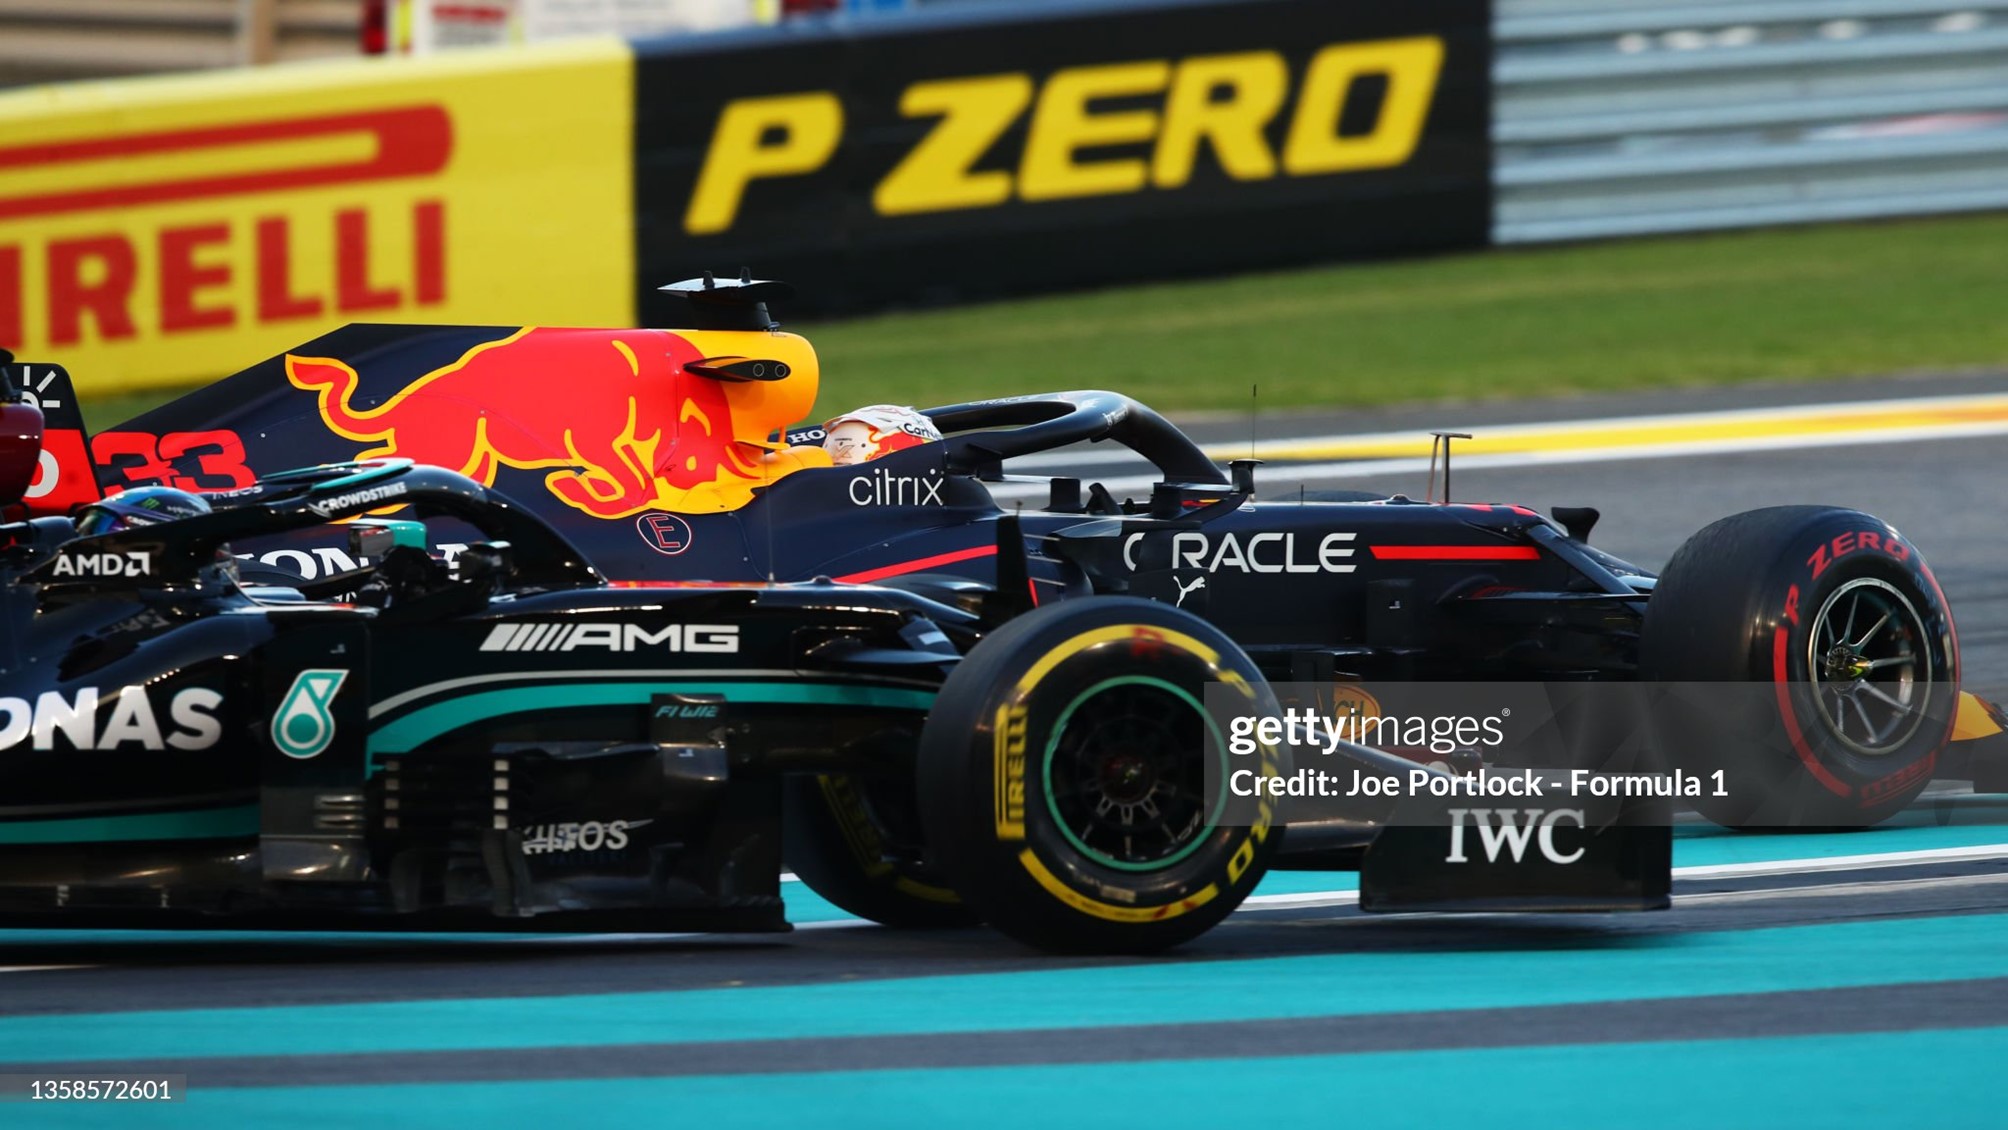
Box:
(918, 598, 1288, 953)
(782, 773, 979, 928)
(1641, 506, 1958, 828)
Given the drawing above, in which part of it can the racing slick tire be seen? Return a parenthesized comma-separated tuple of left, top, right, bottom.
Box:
(782, 773, 979, 928)
(917, 597, 1287, 953)
(1640, 506, 1958, 828)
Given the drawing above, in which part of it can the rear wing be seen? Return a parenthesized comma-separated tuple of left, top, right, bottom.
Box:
(0, 349, 97, 519)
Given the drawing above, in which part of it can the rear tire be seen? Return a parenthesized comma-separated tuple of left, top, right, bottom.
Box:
(1641, 506, 1957, 827)
(918, 598, 1287, 953)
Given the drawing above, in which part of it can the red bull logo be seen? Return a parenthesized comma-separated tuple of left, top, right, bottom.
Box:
(285, 326, 823, 518)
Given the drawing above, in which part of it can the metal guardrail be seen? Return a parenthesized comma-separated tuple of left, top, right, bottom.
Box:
(0, 0, 359, 88)
(1494, 0, 2008, 241)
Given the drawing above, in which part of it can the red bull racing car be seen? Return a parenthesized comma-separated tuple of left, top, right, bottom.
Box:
(4, 277, 2004, 939)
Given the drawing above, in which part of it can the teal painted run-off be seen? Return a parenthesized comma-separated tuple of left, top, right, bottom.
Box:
(369, 680, 938, 756)
(0, 803, 257, 844)
(5, 911, 2007, 1064)
(45, 1026, 2006, 1130)
(4, 822, 2006, 1128)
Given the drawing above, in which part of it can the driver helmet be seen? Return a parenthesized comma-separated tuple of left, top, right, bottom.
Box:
(74, 485, 211, 537)
(821, 405, 941, 466)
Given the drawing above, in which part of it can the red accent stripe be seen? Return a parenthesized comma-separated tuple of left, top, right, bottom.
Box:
(434, 4, 511, 20)
(835, 545, 997, 584)
(1774, 625, 1851, 797)
(1369, 545, 1541, 561)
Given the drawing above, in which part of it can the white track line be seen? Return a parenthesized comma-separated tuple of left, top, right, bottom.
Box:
(1007, 391, 2008, 473)
(991, 419, 2008, 501)
(1672, 842, 2008, 881)
(1, 843, 1999, 960)
(1679, 871, 2008, 907)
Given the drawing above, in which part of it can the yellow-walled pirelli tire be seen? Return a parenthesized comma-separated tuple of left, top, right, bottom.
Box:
(918, 598, 1288, 953)
(782, 773, 979, 928)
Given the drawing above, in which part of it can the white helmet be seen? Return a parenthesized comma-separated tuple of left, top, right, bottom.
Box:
(822, 404, 942, 466)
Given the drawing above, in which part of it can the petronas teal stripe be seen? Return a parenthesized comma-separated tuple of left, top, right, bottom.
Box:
(0, 804, 258, 844)
(369, 681, 936, 754)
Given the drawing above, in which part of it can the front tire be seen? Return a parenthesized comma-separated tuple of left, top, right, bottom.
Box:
(1641, 506, 1958, 827)
(918, 598, 1287, 953)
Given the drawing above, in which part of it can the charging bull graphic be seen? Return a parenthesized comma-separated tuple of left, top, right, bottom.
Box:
(284, 327, 824, 518)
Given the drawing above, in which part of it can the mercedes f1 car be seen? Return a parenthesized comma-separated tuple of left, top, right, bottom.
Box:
(0, 443, 1668, 950)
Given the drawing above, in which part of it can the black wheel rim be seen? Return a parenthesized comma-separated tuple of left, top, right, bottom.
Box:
(1041, 677, 1220, 871)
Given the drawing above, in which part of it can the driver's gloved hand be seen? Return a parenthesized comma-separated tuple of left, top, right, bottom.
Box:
(353, 575, 395, 609)
(368, 545, 449, 607)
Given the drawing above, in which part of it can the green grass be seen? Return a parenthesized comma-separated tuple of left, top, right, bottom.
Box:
(78, 212, 2008, 426)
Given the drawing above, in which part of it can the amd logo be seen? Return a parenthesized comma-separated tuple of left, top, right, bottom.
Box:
(480, 623, 740, 654)
(52, 550, 153, 578)
(1444, 808, 1585, 865)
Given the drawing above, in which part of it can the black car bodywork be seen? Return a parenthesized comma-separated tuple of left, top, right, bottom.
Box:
(0, 433, 1672, 949)
(3, 284, 1997, 943)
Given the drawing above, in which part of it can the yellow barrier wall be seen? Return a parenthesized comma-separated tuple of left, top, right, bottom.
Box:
(0, 39, 634, 392)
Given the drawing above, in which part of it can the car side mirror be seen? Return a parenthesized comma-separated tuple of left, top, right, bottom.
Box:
(349, 519, 427, 560)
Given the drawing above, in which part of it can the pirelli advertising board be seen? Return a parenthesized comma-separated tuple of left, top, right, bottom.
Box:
(635, 0, 1491, 318)
(0, 40, 634, 391)
(0, 0, 1487, 390)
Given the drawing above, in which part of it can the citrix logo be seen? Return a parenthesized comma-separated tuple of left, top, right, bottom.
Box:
(849, 467, 944, 506)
